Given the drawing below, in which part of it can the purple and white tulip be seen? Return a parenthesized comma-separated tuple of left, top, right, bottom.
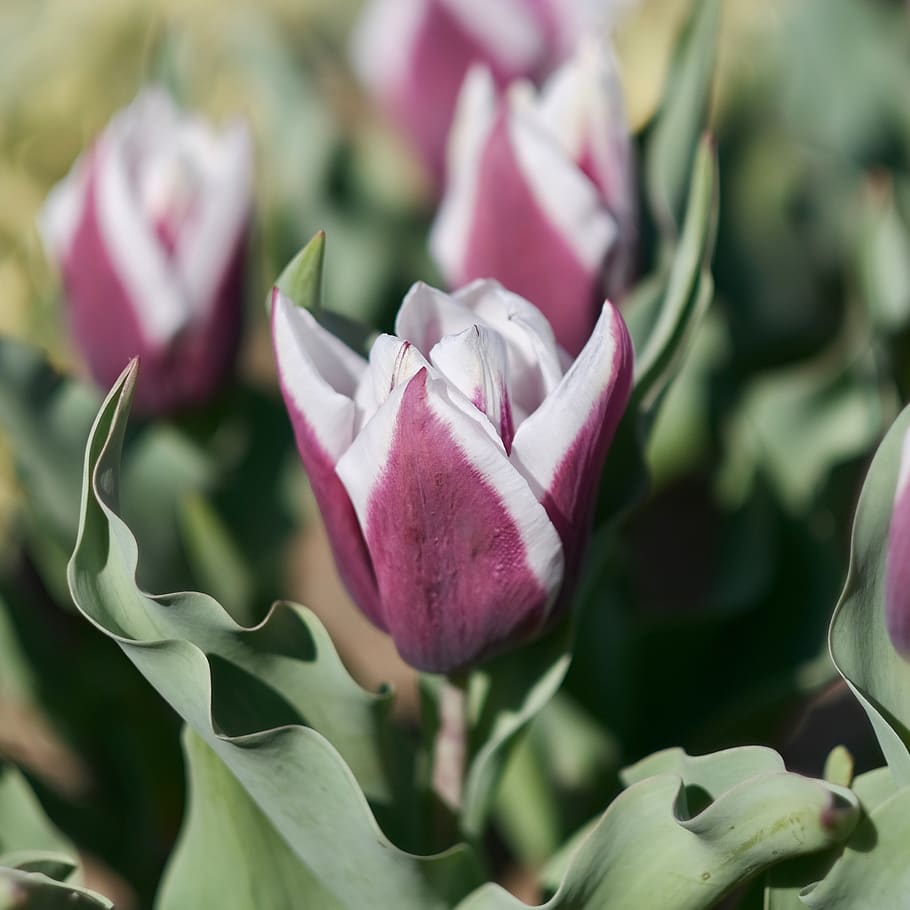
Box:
(430, 39, 635, 357)
(350, 0, 601, 188)
(272, 278, 633, 673)
(886, 428, 910, 658)
(40, 88, 253, 415)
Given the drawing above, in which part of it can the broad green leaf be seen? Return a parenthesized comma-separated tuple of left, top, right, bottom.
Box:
(455, 746, 858, 910)
(619, 744, 786, 791)
(763, 766, 899, 910)
(829, 402, 910, 783)
(157, 728, 343, 910)
(644, 0, 721, 237)
(67, 363, 481, 909)
(801, 783, 910, 908)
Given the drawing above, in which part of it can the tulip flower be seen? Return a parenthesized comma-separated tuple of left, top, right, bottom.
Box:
(272, 273, 632, 673)
(40, 87, 253, 415)
(430, 40, 635, 357)
(350, 0, 602, 188)
(886, 428, 910, 658)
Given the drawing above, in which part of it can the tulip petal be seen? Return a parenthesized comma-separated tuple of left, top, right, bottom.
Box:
(396, 279, 563, 419)
(886, 429, 910, 658)
(354, 333, 432, 428)
(336, 368, 564, 672)
(271, 290, 383, 626)
(351, 0, 550, 185)
(510, 301, 633, 579)
(433, 80, 617, 355)
(40, 152, 165, 405)
(430, 324, 515, 451)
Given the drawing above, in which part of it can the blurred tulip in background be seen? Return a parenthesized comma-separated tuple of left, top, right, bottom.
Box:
(430, 40, 635, 356)
(350, 0, 607, 189)
(40, 87, 253, 415)
(272, 275, 632, 672)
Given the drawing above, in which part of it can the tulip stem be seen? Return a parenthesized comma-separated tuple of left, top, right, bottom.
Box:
(432, 673, 469, 813)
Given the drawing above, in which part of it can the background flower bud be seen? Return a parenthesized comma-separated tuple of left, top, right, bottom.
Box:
(40, 87, 253, 415)
(272, 277, 633, 673)
(430, 40, 635, 356)
(350, 0, 600, 189)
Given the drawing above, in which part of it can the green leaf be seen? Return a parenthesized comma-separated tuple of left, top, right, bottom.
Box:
(0, 763, 113, 909)
(458, 624, 573, 841)
(644, 0, 721, 237)
(632, 135, 718, 420)
(801, 782, 910, 908)
(0, 764, 72, 863)
(725, 351, 886, 513)
(157, 728, 344, 910)
(273, 232, 376, 355)
(67, 362, 481, 909)
(0, 337, 99, 549)
(455, 746, 858, 909)
(829, 402, 910, 783)
(0, 869, 112, 910)
(178, 492, 255, 624)
(0, 338, 216, 596)
(275, 230, 326, 312)
(763, 766, 900, 909)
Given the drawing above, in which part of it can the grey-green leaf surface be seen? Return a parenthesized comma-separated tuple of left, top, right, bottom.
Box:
(455, 745, 857, 910)
(829, 402, 910, 784)
(763, 766, 900, 909)
(0, 764, 112, 909)
(801, 783, 910, 908)
(645, 0, 721, 236)
(67, 363, 481, 909)
(0, 764, 72, 865)
(157, 728, 344, 910)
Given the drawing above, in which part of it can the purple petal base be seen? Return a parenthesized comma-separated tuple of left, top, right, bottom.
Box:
(364, 370, 550, 673)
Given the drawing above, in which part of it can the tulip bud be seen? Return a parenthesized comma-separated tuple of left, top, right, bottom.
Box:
(430, 40, 635, 356)
(350, 0, 601, 188)
(272, 275, 632, 673)
(886, 428, 910, 657)
(40, 88, 253, 415)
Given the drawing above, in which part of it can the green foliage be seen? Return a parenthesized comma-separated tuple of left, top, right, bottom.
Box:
(829, 402, 910, 782)
(0, 764, 112, 909)
(67, 363, 482, 909)
(456, 746, 857, 910)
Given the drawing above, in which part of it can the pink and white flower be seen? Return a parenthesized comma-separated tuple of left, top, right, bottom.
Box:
(272, 277, 633, 673)
(40, 87, 252, 415)
(350, 0, 604, 188)
(431, 39, 635, 356)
